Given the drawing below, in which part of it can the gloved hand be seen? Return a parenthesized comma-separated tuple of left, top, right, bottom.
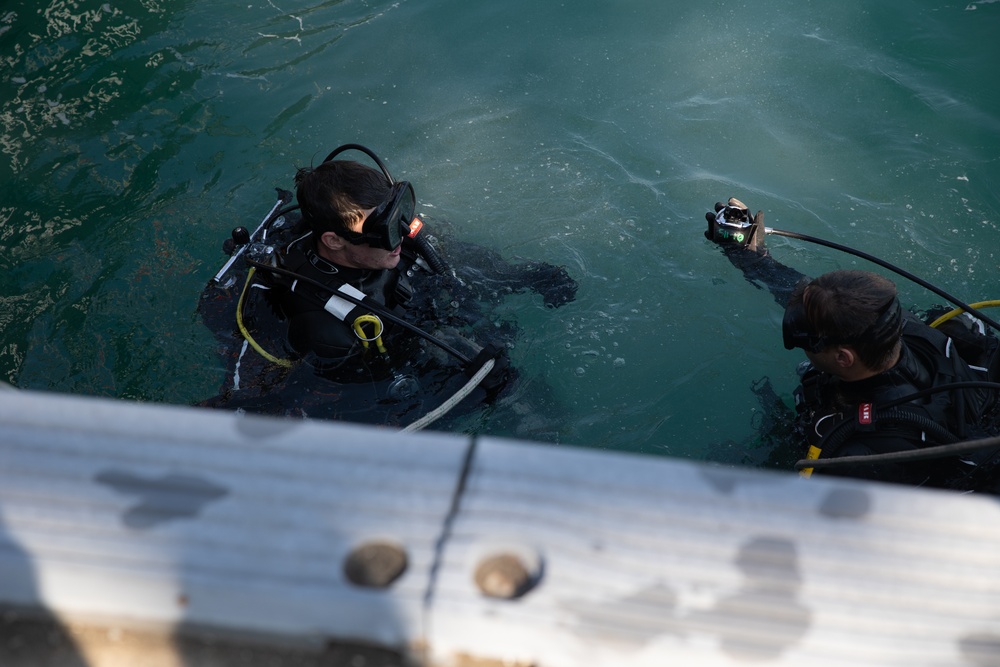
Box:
(525, 262, 578, 308)
(466, 341, 511, 396)
(704, 197, 765, 252)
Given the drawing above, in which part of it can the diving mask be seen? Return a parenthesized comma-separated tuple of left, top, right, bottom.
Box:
(340, 181, 419, 251)
(783, 295, 903, 352)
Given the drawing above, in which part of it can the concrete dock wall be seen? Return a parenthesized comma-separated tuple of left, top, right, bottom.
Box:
(1, 389, 999, 666)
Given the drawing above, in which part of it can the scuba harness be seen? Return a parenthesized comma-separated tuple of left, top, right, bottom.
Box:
(213, 144, 507, 421)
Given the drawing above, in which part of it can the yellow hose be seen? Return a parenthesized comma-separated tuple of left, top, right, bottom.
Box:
(928, 300, 1000, 329)
(237, 268, 293, 367)
(798, 445, 823, 478)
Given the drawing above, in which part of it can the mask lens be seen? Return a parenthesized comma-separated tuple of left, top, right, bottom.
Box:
(782, 303, 803, 350)
(782, 301, 823, 351)
(389, 183, 415, 249)
(364, 181, 415, 249)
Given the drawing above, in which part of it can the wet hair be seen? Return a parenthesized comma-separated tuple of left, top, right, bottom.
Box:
(789, 270, 902, 370)
(294, 160, 391, 236)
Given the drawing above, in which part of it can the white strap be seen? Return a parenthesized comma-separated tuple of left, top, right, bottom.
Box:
(322, 283, 367, 321)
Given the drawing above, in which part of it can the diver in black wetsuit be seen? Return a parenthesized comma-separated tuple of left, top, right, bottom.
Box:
(704, 197, 1000, 492)
(197, 144, 577, 429)
(269, 155, 449, 371)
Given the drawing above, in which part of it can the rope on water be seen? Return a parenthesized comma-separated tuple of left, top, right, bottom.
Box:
(402, 358, 495, 432)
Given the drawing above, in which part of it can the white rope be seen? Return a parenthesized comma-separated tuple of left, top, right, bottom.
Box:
(402, 358, 496, 432)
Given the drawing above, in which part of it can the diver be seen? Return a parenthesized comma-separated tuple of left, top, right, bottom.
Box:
(704, 197, 1000, 493)
(197, 144, 578, 430)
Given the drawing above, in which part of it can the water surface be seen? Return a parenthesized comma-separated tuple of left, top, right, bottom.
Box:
(2, 0, 998, 466)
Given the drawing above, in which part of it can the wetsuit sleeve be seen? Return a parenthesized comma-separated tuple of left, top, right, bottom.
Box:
(720, 245, 809, 308)
(441, 238, 578, 308)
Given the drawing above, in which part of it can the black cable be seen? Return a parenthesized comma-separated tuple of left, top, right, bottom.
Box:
(245, 258, 473, 365)
(413, 233, 449, 275)
(877, 381, 1000, 411)
(795, 433, 1000, 470)
(767, 228, 1000, 332)
(816, 406, 960, 463)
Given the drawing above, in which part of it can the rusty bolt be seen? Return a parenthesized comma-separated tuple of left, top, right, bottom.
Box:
(474, 553, 538, 600)
(343, 541, 408, 588)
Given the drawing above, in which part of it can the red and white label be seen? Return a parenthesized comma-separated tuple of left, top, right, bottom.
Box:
(858, 403, 873, 425)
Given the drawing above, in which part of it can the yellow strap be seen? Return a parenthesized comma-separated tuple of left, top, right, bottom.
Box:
(237, 268, 293, 367)
(929, 300, 1000, 328)
(799, 445, 823, 478)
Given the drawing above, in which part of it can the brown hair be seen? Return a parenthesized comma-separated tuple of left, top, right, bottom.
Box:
(789, 270, 902, 370)
(294, 160, 390, 235)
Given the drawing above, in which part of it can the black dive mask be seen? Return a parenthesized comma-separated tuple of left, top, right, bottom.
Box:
(782, 302, 825, 352)
(339, 180, 417, 251)
(782, 295, 903, 352)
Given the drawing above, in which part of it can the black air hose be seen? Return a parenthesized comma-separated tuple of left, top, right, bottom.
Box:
(818, 405, 959, 460)
(413, 233, 449, 275)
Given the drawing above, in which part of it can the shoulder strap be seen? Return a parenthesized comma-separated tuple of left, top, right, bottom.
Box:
(319, 283, 368, 323)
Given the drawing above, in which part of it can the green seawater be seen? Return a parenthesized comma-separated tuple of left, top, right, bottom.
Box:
(2, 0, 998, 465)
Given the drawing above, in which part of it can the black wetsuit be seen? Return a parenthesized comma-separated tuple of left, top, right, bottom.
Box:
(720, 244, 1000, 491)
(268, 231, 419, 366)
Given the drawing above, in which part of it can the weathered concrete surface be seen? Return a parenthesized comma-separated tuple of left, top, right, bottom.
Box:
(0, 609, 406, 667)
(3, 389, 1000, 667)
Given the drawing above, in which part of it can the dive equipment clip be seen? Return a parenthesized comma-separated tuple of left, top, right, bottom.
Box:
(215, 189, 293, 284)
(352, 314, 387, 354)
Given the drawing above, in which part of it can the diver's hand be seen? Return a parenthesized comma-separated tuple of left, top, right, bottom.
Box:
(467, 341, 511, 396)
(524, 262, 578, 308)
(705, 197, 765, 252)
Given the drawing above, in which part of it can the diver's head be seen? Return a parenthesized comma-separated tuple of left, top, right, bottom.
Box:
(295, 160, 416, 270)
(295, 160, 391, 237)
(783, 270, 903, 378)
